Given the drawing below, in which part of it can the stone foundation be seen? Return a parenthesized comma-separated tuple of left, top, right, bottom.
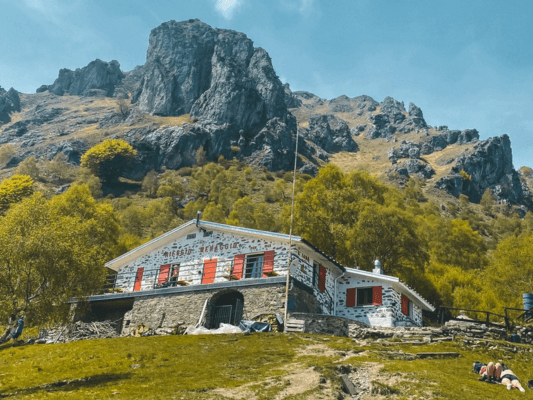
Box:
(122, 282, 286, 335)
(289, 312, 367, 337)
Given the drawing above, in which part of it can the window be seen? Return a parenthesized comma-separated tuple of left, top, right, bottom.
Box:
(346, 286, 383, 307)
(245, 254, 264, 278)
(357, 288, 373, 305)
(169, 264, 180, 283)
(203, 231, 213, 237)
(186, 233, 196, 240)
(312, 262, 319, 287)
(401, 294, 412, 317)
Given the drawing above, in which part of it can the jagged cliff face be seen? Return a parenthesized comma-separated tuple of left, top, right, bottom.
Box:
(37, 60, 124, 97)
(435, 134, 524, 203)
(0, 19, 530, 207)
(132, 19, 289, 132)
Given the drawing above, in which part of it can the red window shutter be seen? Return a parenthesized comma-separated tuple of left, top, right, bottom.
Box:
(133, 267, 144, 292)
(401, 294, 409, 315)
(157, 264, 171, 285)
(346, 288, 356, 307)
(318, 265, 326, 292)
(262, 250, 275, 277)
(233, 254, 245, 279)
(202, 259, 217, 284)
(372, 286, 383, 305)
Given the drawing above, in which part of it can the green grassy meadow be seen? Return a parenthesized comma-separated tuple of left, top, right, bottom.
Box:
(1, 333, 532, 399)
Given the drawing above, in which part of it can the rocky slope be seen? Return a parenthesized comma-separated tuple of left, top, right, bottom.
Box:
(0, 19, 531, 207)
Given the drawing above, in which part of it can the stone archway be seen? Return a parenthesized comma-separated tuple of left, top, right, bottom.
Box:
(209, 290, 244, 329)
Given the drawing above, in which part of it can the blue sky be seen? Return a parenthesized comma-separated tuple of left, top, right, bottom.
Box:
(1, 0, 532, 167)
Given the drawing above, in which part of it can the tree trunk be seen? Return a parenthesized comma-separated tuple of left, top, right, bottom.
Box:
(0, 315, 16, 344)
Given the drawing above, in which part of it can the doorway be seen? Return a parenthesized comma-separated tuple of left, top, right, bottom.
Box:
(210, 291, 244, 329)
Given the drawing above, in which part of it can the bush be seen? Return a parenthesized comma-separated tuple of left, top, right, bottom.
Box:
(80, 139, 137, 182)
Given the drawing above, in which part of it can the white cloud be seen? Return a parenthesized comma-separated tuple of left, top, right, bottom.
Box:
(214, 0, 244, 20)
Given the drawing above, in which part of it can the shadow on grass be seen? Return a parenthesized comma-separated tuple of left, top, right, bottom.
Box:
(0, 373, 132, 398)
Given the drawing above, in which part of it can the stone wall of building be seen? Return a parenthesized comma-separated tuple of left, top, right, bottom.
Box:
(290, 249, 338, 315)
(335, 274, 423, 327)
(115, 228, 291, 292)
(122, 282, 286, 335)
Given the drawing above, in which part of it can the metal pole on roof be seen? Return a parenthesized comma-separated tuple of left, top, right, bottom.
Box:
(283, 124, 299, 331)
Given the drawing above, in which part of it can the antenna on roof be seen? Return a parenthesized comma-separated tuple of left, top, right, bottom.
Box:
(196, 211, 201, 227)
(284, 124, 299, 329)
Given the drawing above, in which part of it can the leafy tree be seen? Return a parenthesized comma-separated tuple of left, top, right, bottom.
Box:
(254, 203, 278, 232)
(419, 217, 488, 270)
(226, 197, 256, 228)
(485, 232, 533, 311)
(142, 170, 159, 197)
(0, 144, 15, 167)
(76, 167, 103, 198)
(480, 188, 496, 216)
(0, 174, 33, 213)
(196, 146, 207, 166)
(80, 139, 137, 183)
(16, 156, 40, 180)
(45, 152, 73, 182)
(348, 202, 427, 274)
(202, 202, 226, 223)
(0, 185, 119, 342)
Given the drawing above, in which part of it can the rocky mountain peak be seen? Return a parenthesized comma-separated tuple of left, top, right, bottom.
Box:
(36, 59, 124, 97)
(132, 19, 289, 134)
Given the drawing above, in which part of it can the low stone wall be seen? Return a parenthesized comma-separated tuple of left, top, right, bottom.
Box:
(123, 282, 286, 335)
(289, 312, 367, 337)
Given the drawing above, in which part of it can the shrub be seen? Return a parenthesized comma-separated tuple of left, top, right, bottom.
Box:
(459, 170, 472, 181)
(81, 139, 137, 182)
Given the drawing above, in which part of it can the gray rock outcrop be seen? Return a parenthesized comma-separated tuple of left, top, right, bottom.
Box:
(125, 114, 318, 179)
(132, 19, 290, 135)
(389, 159, 435, 179)
(37, 59, 124, 97)
(283, 83, 302, 108)
(434, 134, 524, 204)
(366, 97, 428, 139)
(0, 87, 21, 124)
(300, 114, 358, 153)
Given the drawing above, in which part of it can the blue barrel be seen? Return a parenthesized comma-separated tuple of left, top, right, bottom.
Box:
(523, 293, 533, 318)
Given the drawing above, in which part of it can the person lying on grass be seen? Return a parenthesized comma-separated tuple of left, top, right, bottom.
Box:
(475, 361, 526, 392)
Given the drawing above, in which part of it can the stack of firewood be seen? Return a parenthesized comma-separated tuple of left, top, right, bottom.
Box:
(38, 321, 119, 343)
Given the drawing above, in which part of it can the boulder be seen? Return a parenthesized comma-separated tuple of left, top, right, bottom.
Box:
(37, 59, 124, 97)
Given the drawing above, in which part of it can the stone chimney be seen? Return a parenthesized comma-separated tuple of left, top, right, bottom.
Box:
(373, 259, 383, 275)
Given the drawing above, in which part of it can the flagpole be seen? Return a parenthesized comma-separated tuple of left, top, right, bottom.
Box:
(283, 124, 299, 331)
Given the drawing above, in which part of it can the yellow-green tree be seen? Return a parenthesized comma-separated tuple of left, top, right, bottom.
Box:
(0, 185, 119, 342)
(485, 232, 533, 311)
(0, 174, 33, 213)
(81, 139, 137, 182)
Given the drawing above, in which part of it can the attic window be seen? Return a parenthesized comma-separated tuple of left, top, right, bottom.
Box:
(203, 231, 213, 237)
(187, 234, 196, 240)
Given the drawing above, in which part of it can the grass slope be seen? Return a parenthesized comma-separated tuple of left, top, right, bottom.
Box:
(1, 333, 532, 399)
